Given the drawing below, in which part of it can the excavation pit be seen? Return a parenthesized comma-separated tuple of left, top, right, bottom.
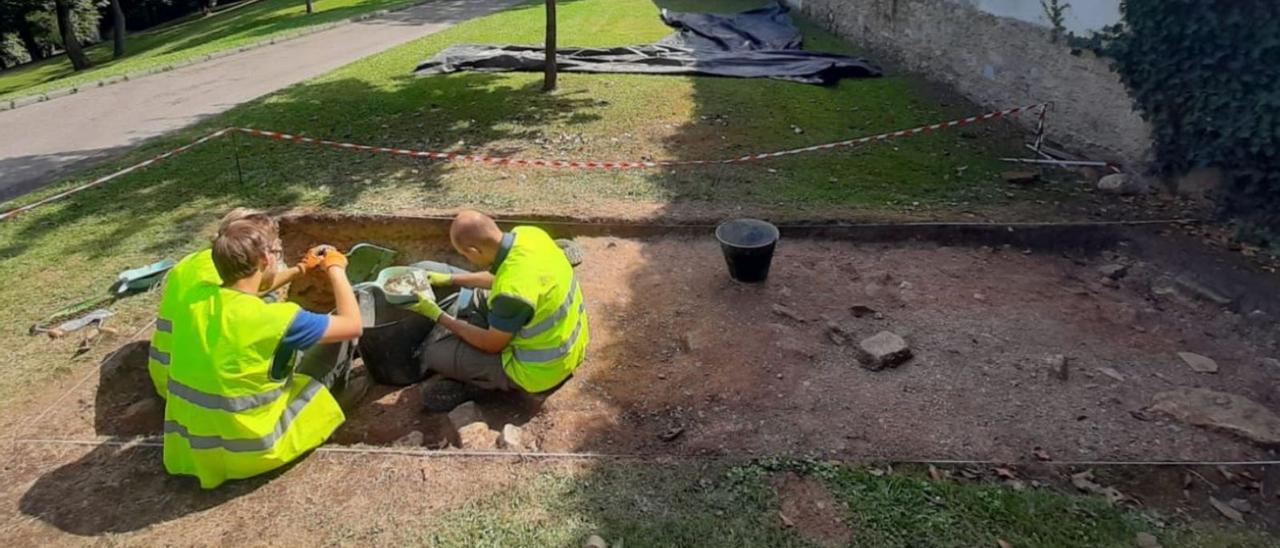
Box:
(82, 214, 1280, 460)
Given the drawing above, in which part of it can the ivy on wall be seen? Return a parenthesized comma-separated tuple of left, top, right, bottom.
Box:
(1106, 0, 1279, 234)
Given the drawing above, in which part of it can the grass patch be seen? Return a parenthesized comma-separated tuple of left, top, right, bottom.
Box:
(0, 0, 421, 100)
(333, 459, 1271, 546)
(0, 0, 1074, 407)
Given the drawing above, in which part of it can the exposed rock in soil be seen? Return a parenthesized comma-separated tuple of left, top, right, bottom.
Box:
(458, 422, 500, 450)
(1175, 275, 1232, 305)
(583, 534, 608, 548)
(1209, 496, 1245, 523)
(1046, 355, 1070, 381)
(1097, 367, 1126, 382)
(394, 431, 425, 447)
(448, 401, 483, 431)
(857, 331, 912, 370)
(1228, 497, 1253, 514)
(501, 424, 526, 451)
(1098, 264, 1129, 280)
(772, 304, 805, 322)
(1098, 173, 1145, 195)
(1178, 352, 1219, 374)
(1150, 388, 1280, 446)
(1259, 357, 1280, 372)
(1070, 470, 1127, 505)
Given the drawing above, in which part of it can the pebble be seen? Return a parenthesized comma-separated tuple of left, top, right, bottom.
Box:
(583, 534, 608, 548)
(458, 422, 500, 450)
(1178, 351, 1219, 374)
(1098, 367, 1126, 382)
(1046, 355, 1070, 381)
(1098, 263, 1129, 280)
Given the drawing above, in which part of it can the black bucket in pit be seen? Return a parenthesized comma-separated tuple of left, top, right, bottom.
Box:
(715, 218, 780, 283)
(355, 286, 434, 386)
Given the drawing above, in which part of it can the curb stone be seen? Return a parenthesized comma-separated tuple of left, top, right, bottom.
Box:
(0, 0, 437, 112)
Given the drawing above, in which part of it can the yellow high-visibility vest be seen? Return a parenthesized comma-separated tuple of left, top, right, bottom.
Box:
(163, 284, 344, 489)
(490, 226, 590, 392)
(149, 249, 222, 400)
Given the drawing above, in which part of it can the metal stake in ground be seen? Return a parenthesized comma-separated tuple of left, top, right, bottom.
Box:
(232, 129, 245, 186)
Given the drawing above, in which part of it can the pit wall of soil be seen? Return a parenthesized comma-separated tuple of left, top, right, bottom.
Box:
(786, 0, 1152, 165)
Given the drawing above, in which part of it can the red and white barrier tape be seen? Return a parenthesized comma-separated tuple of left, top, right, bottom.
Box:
(1, 103, 1047, 221)
(237, 102, 1049, 169)
(0, 128, 232, 221)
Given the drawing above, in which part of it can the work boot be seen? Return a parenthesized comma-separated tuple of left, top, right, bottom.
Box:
(334, 371, 372, 412)
(420, 377, 474, 413)
(556, 239, 585, 267)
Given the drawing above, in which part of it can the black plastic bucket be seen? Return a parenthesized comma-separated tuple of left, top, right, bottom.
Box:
(356, 286, 434, 386)
(715, 218, 780, 283)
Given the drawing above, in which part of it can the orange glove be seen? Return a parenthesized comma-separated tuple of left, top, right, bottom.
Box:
(297, 245, 333, 274)
(320, 248, 348, 271)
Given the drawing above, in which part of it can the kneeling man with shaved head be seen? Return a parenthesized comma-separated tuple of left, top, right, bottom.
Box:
(405, 210, 589, 411)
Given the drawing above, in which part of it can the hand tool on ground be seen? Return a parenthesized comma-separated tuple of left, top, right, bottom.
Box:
(29, 259, 175, 337)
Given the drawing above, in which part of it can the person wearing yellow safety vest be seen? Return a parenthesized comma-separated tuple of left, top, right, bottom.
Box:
(148, 209, 329, 401)
(163, 217, 364, 489)
(405, 210, 589, 412)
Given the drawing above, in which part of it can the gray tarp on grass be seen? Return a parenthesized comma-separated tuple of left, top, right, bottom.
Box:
(413, 3, 882, 85)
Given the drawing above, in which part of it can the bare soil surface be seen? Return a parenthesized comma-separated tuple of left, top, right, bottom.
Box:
(41, 230, 1280, 463)
(7, 221, 1280, 541)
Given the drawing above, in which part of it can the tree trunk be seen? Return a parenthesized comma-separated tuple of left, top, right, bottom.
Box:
(110, 0, 127, 58)
(53, 0, 92, 70)
(306, 0, 314, 14)
(542, 0, 557, 92)
(16, 19, 45, 62)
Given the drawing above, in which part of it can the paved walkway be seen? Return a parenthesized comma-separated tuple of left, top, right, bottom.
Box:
(0, 0, 517, 201)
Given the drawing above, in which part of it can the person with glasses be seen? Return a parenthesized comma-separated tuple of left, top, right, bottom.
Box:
(157, 210, 365, 488)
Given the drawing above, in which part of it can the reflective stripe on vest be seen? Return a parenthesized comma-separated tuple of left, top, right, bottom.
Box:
(164, 378, 324, 452)
(155, 317, 173, 333)
(168, 377, 286, 412)
(518, 277, 579, 339)
(150, 346, 171, 365)
(513, 300, 586, 363)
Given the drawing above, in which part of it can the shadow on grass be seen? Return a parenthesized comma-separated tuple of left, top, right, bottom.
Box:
(0, 70, 604, 263)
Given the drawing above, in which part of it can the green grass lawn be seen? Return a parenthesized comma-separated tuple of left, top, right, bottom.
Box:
(0, 0, 422, 100)
(337, 459, 1271, 546)
(0, 0, 1077, 409)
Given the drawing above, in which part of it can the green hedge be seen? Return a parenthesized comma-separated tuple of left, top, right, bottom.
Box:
(1107, 0, 1279, 235)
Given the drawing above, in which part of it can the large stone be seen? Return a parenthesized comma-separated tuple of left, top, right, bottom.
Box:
(1097, 173, 1144, 195)
(458, 422, 500, 450)
(447, 401, 483, 431)
(1150, 388, 1280, 446)
(1178, 352, 1219, 374)
(501, 424, 527, 451)
(857, 331, 912, 370)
